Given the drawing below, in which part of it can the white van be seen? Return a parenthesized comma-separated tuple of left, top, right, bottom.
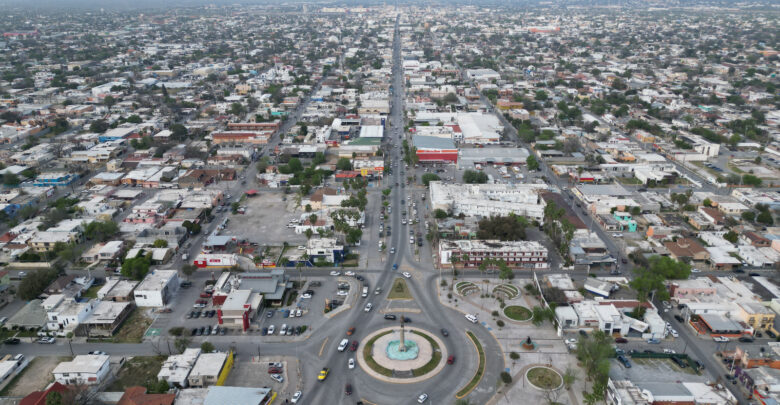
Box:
(338, 338, 349, 352)
(362, 287, 368, 298)
(465, 314, 478, 323)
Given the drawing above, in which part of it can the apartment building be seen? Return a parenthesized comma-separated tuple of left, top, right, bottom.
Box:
(439, 239, 548, 269)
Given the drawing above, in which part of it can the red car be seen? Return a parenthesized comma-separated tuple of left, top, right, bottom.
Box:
(196, 299, 208, 304)
(268, 367, 282, 374)
(200, 292, 212, 298)
(447, 355, 455, 365)
(615, 338, 628, 344)
(349, 341, 359, 352)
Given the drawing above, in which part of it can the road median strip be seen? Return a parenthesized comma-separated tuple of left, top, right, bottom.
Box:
(455, 331, 486, 399)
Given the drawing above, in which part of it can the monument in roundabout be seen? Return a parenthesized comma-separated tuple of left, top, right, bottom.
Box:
(358, 317, 448, 382)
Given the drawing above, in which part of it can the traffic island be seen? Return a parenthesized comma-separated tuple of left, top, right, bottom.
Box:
(503, 305, 532, 322)
(455, 331, 486, 399)
(357, 326, 447, 384)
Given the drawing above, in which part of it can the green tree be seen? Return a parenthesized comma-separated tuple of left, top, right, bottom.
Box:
(757, 210, 774, 225)
(462, 170, 488, 184)
(121, 251, 152, 280)
(103, 95, 116, 107)
(45, 392, 63, 405)
(742, 211, 756, 222)
(200, 341, 215, 353)
(84, 220, 119, 242)
(346, 228, 363, 245)
(18, 268, 59, 300)
(182, 264, 197, 280)
(421, 173, 440, 186)
(2, 172, 20, 186)
(434, 209, 448, 219)
(152, 239, 168, 248)
(336, 158, 353, 171)
(723, 231, 739, 244)
(526, 155, 539, 171)
(174, 337, 190, 353)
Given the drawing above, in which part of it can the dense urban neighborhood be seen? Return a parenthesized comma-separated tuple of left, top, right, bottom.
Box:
(0, 2, 778, 405)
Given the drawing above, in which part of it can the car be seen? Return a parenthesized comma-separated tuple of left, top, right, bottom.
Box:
(37, 337, 55, 344)
(318, 368, 329, 381)
(347, 327, 356, 336)
(355, 275, 364, 281)
(267, 310, 274, 318)
(670, 329, 679, 338)
(268, 367, 282, 374)
(615, 337, 628, 344)
(349, 341, 359, 352)
(304, 289, 315, 295)
(267, 325, 275, 335)
(4, 338, 20, 345)
(565, 338, 577, 345)
(282, 310, 290, 318)
(270, 374, 284, 383)
(647, 338, 660, 344)
(738, 336, 755, 343)
(336, 290, 349, 296)
(297, 245, 306, 250)
(364, 303, 373, 312)
(291, 391, 302, 404)
(301, 293, 312, 299)
(734, 269, 745, 274)
(375, 288, 382, 295)
(402, 272, 412, 278)
(187, 311, 195, 319)
(200, 292, 212, 298)
(766, 330, 777, 339)
(198, 326, 205, 336)
(289, 310, 296, 318)
(440, 328, 449, 337)
(220, 327, 227, 335)
(345, 384, 352, 395)
(749, 272, 761, 277)
(193, 303, 206, 308)
(268, 362, 283, 368)
(465, 314, 478, 323)
(713, 336, 730, 343)
(417, 393, 429, 403)
(390, 247, 395, 254)
(330, 271, 341, 276)
(345, 271, 356, 277)
(296, 309, 302, 317)
(663, 348, 676, 354)
(691, 268, 701, 273)
(674, 315, 685, 322)
(261, 327, 268, 336)
(384, 314, 397, 320)
(617, 355, 632, 368)
(447, 355, 455, 364)
(89, 351, 108, 355)
(392, 264, 398, 270)
(191, 328, 198, 336)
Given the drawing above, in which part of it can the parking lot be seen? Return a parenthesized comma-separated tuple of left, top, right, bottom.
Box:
(224, 191, 307, 247)
(609, 356, 710, 383)
(225, 356, 301, 402)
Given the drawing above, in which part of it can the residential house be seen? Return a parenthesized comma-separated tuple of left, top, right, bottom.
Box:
(52, 355, 110, 385)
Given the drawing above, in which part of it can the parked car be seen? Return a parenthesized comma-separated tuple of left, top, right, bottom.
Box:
(37, 337, 55, 344)
(3, 338, 20, 345)
(614, 337, 628, 344)
(291, 391, 302, 404)
(270, 374, 284, 383)
(384, 314, 397, 320)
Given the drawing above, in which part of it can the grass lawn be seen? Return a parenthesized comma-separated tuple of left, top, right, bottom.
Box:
(616, 176, 642, 185)
(106, 356, 166, 391)
(504, 305, 532, 321)
(388, 278, 413, 300)
(527, 367, 562, 389)
(411, 331, 442, 376)
(82, 284, 102, 299)
(0, 328, 41, 340)
(109, 309, 152, 343)
(363, 331, 393, 377)
(456, 331, 485, 399)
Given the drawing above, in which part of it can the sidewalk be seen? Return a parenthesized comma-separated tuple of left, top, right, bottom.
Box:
(438, 277, 585, 405)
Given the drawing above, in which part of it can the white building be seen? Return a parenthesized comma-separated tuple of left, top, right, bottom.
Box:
(439, 239, 548, 269)
(157, 348, 201, 388)
(429, 182, 547, 221)
(43, 295, 96, 336)
(187, 352, 228, 388)
(52, 355, 110, 385)
(133, 270, 179, 307)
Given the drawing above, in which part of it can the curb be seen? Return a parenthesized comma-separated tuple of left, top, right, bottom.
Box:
(356, 326, 447, 384)
(454, 331, 484, 399)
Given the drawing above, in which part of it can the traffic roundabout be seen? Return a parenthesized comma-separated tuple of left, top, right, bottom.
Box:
(357, 325, 447, 383)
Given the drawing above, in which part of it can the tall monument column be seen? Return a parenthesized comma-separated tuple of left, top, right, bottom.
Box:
(399, 316, 406, 352)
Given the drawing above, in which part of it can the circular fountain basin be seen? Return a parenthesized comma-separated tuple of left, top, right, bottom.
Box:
(386, 339, 419, 360)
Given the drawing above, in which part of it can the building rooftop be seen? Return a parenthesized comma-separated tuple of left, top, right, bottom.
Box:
(202, 386, 272, 405)
(136, 270, 178, 292)
(189, 352, 228, 378)
(52, 354, 109, 374)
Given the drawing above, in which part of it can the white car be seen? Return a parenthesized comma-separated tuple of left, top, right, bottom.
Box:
(670, 329, 679, 338)
(336, 290, 349, 296)
(348, 358, 355, 369)
(330, 271, 341, 276)
(465, 314, 478, 323)
(289, 310, 296, 318)
(291, 391, 302, 404)
(301, 293, 312, 299)
(663, 348, 676, 354)
(270, 374, 284, 383)
(402, 272, 412, 278)
(691, 268, 701, 273)
(296, 309, 302, 317)
(364, 303, 373, 312)
(345, 271, 356, 277)
(565, 338, 577, 345)
(417, 393, 429, 403)
(267, 325, 275, 335)
(297, 245, 306, 250)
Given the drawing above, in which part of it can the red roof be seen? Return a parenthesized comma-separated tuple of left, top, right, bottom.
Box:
(117, 386, 175, 405)
(20, 382, 69, 405)
(245, 189, 258, 195)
